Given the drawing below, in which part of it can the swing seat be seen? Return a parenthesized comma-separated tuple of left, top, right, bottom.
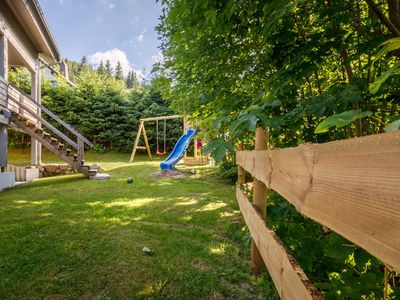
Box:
(157, 151, 167, 156)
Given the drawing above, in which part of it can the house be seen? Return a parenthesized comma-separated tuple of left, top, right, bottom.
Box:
(0, 0, 97, 190)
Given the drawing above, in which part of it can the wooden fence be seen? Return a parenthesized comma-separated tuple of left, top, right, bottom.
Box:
(236, 128, 400, 299)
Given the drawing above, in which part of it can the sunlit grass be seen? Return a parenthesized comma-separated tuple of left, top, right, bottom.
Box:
(0, 149, 278, 299)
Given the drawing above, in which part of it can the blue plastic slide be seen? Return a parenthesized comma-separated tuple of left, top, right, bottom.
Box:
(160, 128, 198, 171)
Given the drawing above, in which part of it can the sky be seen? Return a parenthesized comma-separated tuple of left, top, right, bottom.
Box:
(40, 0, 164, 80)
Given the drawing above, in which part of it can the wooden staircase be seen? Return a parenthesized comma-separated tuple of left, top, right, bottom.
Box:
(1, 78, 97, 177)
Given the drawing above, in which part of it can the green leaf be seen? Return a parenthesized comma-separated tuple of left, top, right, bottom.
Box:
(229, 114, 258, 135)
(315, 110, 372, 134)
(384, 118, 400, 132)
(265, 99, 281, 107)
(203, 138, 234, 163)
(369, 61, 400, 94)
(340, 85, 363, 103)
(212, 116, 231, 131)
(204, 9, 217, 25)
(373, 37, 400, 61)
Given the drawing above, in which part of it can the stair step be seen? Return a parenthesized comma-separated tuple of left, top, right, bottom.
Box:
(57, 144, 65, 150)
(17, 115, 27, 121)
(34, 127, 43, 133)
(42, 132, 51, 139)
(81, 165, 90, 171)
(65, 149, 71, 155)
(83, 169, 97, 177)
(26, 120, 36, 127)
(58, 149, 67, 155)
(50, 138, 58, 144)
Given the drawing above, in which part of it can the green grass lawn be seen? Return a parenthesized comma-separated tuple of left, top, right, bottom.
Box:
(0, 149, 277, 299)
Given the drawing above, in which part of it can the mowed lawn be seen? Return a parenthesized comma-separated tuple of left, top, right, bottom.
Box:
(0, 150, 277, 299)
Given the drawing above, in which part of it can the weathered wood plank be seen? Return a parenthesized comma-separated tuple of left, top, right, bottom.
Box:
(236, 131, 400, 272)
(129, 121, 144, 162)
(251, 128, 269, 274)
(236, 150, 272, 185)
(236, 188, 323, 300)
(140, 115, 183, 122)
(305, 132, 400, 272)
(270, 145, 314, 212)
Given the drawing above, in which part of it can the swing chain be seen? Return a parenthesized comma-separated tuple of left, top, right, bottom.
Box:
(156, 119, 167, 155)
(156, 119, 160, 153)
(163, 118, 167, 153)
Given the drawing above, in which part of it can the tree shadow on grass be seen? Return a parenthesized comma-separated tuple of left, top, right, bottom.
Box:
(0, 165, 278, 299)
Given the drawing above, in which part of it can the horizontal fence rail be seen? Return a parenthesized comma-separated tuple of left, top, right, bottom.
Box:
(237, 188, 323, 299)
(236, 130, 400, 281)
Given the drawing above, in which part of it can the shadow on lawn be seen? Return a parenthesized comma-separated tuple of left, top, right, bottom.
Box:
(0, 164, 278, 299)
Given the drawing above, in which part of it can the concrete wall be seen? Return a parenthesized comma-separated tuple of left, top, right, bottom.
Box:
(0, 172, 15, 190)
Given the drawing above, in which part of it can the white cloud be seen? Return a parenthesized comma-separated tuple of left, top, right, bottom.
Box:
(88, 48, 143, 81)
(137, 28, 147, 43)
(127, 28, 147, 45)
(57, 0, 70, 5)
(97, 0, 115, 9)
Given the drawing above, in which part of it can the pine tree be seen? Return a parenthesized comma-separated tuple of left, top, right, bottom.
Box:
(115, 61, 124, 80)
(80, 56, 88, 66)
(97, 61, 106, 75)
(78, 56, 89, 73)
(105, 60, 113, 76)
(131, 71, 138, 87)
(126, 71, 132, 88)
(125, 71, 138, 88)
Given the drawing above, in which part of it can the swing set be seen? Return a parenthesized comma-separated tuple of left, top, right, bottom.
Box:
(129, 115, 187, 162)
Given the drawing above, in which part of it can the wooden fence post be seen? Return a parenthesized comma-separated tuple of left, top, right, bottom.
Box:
(251, 127, 269, 274)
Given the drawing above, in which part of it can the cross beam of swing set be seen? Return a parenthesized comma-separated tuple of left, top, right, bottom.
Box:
(129, 115, 187, 163)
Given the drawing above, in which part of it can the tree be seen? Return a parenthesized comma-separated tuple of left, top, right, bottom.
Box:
(156, 0, 400, 144)
(79, 56, 89, 72)
(155, 1, 400, 297)
(39, 60, 179, 152)
(97, 61, 106, 75)
(115, 61, 124, 81)
(126, 70, 138, 88)
(105, 60, 113, 76)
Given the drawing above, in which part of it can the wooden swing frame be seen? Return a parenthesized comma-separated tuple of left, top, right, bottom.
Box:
(129, 115, 187, 162)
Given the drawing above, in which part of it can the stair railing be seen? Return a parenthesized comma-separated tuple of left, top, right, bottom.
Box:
(0, 77, 92, 164)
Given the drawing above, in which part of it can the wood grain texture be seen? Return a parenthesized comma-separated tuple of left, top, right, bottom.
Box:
(251, 128, 269, 274)
(236, 188, 323, 300)
(237, 145, 245, 184)
(0, 78, 7, 107)
(236, 131, 400, 272)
